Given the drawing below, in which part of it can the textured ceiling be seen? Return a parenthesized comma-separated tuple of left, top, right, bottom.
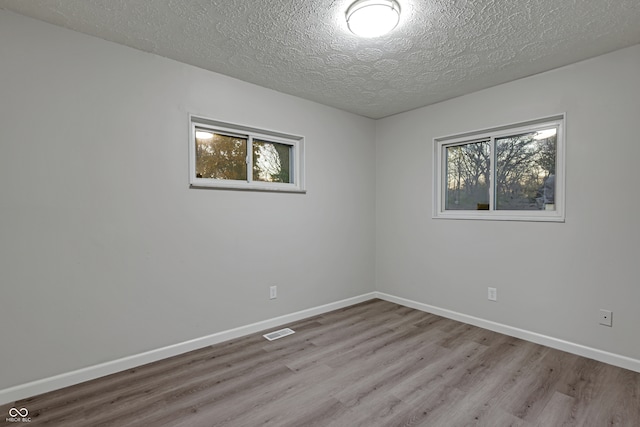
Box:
(1, 0, 640, 119)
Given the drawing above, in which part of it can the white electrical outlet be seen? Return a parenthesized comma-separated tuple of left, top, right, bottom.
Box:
(270, 285, 277, 300)
(599, 309, 612, 327)
(488, 287, 497, 301)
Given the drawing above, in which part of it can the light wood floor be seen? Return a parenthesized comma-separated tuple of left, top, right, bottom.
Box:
(2, 299, 639, 426)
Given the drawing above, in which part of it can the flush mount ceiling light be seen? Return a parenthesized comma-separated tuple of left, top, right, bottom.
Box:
(346, 0, 401, 38)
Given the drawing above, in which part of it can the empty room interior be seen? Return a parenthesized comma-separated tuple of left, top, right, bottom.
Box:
(1, 1, 639, 425)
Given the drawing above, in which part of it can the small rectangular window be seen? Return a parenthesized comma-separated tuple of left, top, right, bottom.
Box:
(434, 115, 565, 221)
(190, 116, 305, 193)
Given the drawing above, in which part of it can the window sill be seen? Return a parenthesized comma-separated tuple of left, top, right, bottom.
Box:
(433, 211, 565, 222)
(190, 181, 306, 194)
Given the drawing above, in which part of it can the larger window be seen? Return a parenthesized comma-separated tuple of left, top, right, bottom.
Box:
(189, 116, 305, 192)
(433, 115, 565, 221)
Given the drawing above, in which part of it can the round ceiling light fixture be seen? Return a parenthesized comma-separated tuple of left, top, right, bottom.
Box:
(346, 0, 401, 38)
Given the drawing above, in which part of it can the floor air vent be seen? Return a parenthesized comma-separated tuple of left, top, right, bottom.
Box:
(263, 328, 295, 341)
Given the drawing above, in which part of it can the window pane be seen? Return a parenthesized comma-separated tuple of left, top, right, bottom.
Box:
(195, 130, 247, 180)
(495, 128, 556, 210)
(445, 141, 490, 210)
(253, 140, 292, 183)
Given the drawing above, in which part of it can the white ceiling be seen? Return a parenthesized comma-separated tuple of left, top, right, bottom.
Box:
(1, 0, 640, 119)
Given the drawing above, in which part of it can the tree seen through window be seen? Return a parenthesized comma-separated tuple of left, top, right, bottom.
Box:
(445, 129, 556, 211)
(195, 131, 290, 183)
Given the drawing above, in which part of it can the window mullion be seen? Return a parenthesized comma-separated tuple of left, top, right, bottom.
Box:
(247, 135, 253, 183)
(289, 145, 295, 184)
(441, 144, 448, 214)
(489, 137, 496, 211)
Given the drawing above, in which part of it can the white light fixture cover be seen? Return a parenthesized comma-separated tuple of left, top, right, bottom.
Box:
(346, 0, 401, 38)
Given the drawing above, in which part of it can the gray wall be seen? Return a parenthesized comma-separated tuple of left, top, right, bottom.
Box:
(376, 44, 640, 361)
(0, 11, 376, 390)
(2, 7, 639, 394)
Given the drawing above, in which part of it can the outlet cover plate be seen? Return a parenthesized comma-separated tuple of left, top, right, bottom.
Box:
(488, 287, 497, 301)
(599, 309, 612, 327)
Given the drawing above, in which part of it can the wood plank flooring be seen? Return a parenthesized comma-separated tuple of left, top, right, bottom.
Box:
(2, 299, 639, 426)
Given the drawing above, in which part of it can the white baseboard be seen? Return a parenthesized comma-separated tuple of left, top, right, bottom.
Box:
(0, 292, 376, 406)
(4, 290, 639, 406)
(374, 291, 640, 373)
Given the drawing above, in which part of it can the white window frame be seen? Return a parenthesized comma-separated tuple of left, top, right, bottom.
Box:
(433, 114, 565, 222)
(189, 115, 305, 193)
